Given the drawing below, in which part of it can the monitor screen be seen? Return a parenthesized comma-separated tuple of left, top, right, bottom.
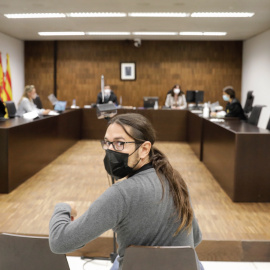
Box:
(186, 91, 195, 103)
(186, 90, 204, 105)
(195, 91, 204, 103)
(143, 97, 159, 108)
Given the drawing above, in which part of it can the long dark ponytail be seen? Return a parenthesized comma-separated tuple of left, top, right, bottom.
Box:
(108, 113, 193, 234)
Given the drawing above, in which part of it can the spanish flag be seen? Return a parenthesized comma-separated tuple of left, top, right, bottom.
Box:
(4, 54, 13, 101)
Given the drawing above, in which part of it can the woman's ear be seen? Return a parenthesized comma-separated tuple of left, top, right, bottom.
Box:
(139, 141, 152, 160)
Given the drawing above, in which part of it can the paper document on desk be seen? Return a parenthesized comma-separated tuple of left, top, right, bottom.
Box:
(48, 111, 59, 116)
(210, 118, 224, 122)
(23, 111, 39, 120)
(191, 110, 202, 114)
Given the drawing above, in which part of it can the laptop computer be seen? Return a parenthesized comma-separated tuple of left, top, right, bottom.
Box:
(0, 233, 70, 270)
(54, 101, 67, 112)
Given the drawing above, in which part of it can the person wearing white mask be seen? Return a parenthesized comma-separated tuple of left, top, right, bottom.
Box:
(165, 84, 187, 109)
(211, 86, 246, 120)
(96, 85, 118, 105)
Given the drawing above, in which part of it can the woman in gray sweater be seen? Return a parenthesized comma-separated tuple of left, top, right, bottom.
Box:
(49, 113, 204, 270)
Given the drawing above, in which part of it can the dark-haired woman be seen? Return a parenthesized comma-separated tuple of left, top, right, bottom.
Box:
(212, 87, 247, 120)
(49, 113, 203, 270)
(223, 88, 247, 120)
(165, 84, 187, 109)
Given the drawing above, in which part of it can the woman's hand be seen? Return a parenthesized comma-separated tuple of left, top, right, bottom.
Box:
(65, 201, 78, 221)
(43, 109, 51, 115)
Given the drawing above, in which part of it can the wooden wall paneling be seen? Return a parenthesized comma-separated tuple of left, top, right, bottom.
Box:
(0, 129, 8, 191)
(24, 41, 55, 110)
(25, 40, 242, 109)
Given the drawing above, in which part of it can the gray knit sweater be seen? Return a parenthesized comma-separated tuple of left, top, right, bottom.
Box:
(49, 168, 202, 269)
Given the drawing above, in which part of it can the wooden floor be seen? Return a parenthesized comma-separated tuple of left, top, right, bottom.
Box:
(1, 140, 270, 261)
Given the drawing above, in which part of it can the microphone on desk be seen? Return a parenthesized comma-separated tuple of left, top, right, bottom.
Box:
(101, 75, 105, 103)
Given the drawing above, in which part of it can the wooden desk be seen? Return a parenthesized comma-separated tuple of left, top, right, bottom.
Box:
(1, 108, 270, 201)
(82, 108, 188, 141)
(0, 110, 81, 193)
(187, 112, 204, 161)
(202, 118, 270, 202)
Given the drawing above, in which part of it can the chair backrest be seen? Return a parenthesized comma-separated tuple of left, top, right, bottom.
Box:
(122, 246, 198, 270)
(243, 91, 254, 114)
(33, 95, 43, 109)
(5, 101, 17, 118)
(266, 117, 270, 131)
(0, 233, 70, 270)
(247, 105, 266, 126)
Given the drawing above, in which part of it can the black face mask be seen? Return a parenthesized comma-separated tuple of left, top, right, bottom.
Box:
(103, 148, 140, 180)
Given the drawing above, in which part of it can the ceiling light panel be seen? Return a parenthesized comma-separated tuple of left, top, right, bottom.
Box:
(180, 32, 227, 36)
(68, 12, 126, 17)
(128, 12, 189, 17)
(191, 12, 254, 17)
(5, 13, 66, 19)
(203, 32, 227, 36)
(38, 32, 85, 36)
(133, 32, 178, 35)
(86, 32, 130, 35)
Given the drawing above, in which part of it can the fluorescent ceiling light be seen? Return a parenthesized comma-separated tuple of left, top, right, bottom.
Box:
(38, 32, 85, 36)
(180, 32, 204, 36)
(68, 12, 126, 17)
(180, 32, 227, 36)
(203, 32, 227, 36)
(5, 13, 66, 19)
(133, 32, 178, 35)
(86, 32, 130, 35)
(191, 12, 254, 17)
(128, 12, 189, 17)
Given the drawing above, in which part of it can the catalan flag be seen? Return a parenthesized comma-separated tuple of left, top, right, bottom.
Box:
(4, 54, 13, 101)
(0, 52, 4, 99)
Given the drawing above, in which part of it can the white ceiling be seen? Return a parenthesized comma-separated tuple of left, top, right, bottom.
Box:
(0, 0, 270, 41)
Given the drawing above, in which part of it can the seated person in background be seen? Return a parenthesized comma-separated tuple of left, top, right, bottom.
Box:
(33, 94, 43, 109)
(0, 98, 6, 117)
(49, 113, 204, 270)
(165, 84, 187, 109)
(96, 85, 118, 105)
(17, 85, 51, 116)
(211, 86, 247, 120)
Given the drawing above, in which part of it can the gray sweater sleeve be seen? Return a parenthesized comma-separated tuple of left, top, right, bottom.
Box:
(49, 185, 127, 254)
(192, 216, 202, 247)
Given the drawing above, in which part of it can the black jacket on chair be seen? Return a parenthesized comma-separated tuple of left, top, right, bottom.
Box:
(0, 100, 6, 117)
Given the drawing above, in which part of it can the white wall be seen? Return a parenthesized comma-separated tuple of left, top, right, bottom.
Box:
(0, 32, 24, 106)
(242, 29, 270, 129)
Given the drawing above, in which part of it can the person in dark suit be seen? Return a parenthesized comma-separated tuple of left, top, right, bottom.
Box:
(0, 98, 6, 117)
(96, 85, 118, 105)
(211, 86, 247, 120)
(223, 87, 247, 120)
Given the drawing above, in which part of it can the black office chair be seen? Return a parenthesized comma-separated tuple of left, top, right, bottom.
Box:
(33, 95, 43, 109)
(266, 117, 270, 131)
(5, 101, 17, 118)
(243, 91, 254, 115)
(247, 105, 266, 126)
